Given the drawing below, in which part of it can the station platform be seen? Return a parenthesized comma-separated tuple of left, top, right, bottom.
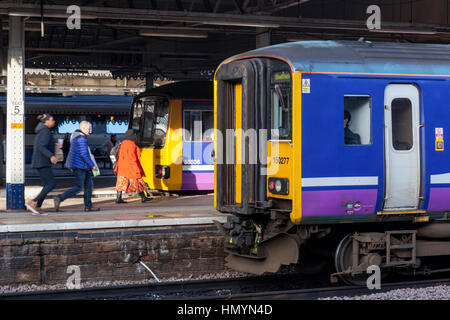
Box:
(0, 183, 230, 286)
(0, 194, 226, 234)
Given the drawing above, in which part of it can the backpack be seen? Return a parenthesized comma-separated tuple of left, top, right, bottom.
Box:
(109, 142, 121, 168)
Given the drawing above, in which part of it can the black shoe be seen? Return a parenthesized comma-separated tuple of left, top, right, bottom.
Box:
(84, 207, 100, 212)
(140, 192, 152, 203)
(116, 191, 127, 204)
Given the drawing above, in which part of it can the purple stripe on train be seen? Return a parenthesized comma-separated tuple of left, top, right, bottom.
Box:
(302, 189, 378, 217)
(427, 188, 450, 212)
(181, 172, 214, 190)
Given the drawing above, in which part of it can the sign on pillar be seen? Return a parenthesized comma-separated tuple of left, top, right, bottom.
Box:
(6, 16, 25, 210)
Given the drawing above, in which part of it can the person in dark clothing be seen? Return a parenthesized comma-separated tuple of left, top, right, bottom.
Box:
(344, 110, 361, 145)
(26, 114, 58, 215)
(53, 121, 100, 212)
(62, 133, 71, 168)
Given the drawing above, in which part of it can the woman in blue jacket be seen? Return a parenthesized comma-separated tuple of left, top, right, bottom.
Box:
(53, 121, 100, 212)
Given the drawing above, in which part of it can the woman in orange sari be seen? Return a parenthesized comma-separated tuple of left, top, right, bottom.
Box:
(114, 129, 151, 203)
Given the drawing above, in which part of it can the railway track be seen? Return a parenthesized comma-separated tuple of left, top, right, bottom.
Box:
(0, 273, 329, 300)
(227, 278, 450, 300)
(0, 274, 448, 300)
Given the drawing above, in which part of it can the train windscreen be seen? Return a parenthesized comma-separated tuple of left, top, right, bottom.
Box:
(133, 96, 169, 148)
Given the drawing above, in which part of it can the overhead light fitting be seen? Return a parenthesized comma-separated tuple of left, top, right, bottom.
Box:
(139, 29, 208, 39)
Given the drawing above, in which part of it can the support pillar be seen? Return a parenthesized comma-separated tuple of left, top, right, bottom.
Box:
(146, 72, 154, 90)
(0, 17, 6, 187)
(6, 16, 25, 210)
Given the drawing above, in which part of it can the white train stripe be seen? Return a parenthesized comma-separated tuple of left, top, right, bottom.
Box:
(430, 173, 450, 184)
(301, 176, 379, 187)
(182, 165, 214, 172)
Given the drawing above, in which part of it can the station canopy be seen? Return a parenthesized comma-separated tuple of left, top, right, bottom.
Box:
(0, 0, 449, 82)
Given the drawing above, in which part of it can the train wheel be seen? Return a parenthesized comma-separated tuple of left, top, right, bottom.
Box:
(334, 234, 372, 286)
(334, 233, 391, 286)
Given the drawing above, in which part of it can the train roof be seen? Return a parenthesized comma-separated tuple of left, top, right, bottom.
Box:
(0, 95, 133, 115)
(136, 81, 213, 100)
(221, 40, 450, 76)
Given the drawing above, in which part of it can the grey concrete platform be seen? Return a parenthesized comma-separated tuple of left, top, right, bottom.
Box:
(0, 194, 228, 233)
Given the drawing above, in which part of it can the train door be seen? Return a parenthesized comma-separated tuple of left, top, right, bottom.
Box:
(383, 84, 421, 211)
(215, 59, 260, 214)
(181, 104, 214, 190)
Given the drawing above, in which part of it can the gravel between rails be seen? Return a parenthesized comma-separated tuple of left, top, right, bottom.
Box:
(320, 285, 450, 300)
(0, 271, 251, 295)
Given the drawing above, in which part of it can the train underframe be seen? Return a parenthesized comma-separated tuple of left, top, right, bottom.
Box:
(215, 212, 450, 285)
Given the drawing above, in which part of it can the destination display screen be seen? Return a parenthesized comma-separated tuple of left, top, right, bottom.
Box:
(272, 71, 290, 83)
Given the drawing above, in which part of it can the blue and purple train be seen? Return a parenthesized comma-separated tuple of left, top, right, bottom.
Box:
(214, 40, 450, 284)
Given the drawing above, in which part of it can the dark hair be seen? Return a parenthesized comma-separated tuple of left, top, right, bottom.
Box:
(37, 113, 52, 123)
(124, 129, 137, 142)
(344, 110, 351, 123)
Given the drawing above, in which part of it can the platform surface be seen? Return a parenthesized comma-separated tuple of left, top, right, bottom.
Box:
(0, 193, 227, 233)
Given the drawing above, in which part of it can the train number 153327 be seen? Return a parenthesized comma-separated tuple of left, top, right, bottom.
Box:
(272, 157, 289, 164)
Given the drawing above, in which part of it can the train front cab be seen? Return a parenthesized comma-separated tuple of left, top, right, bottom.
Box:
(130, 86, 214, 192)
(215, 54, 450, 282)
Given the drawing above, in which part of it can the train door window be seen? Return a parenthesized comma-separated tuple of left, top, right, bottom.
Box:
(344, 96, 372, 145)
(270, 70, 291, 140)
(184, 111, 202, 141)
(184, 110, 214, 141)
(391, 98, 413, 151)
(202, 111, 214, 141)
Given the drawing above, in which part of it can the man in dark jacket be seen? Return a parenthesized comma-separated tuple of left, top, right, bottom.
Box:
(53, 121, 100, 212)
(26, 114, 58, 215)
(344, 110, 361, 145)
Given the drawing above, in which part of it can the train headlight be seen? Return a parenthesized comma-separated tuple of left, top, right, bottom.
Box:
(268, 178, 289, 195)
(275, 180, 282, 193)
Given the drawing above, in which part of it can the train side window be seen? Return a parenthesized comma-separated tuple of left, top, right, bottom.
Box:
(391, 98, 413, 151)
(107, 115, 129, 134)
(57, 115, 81, 134)
(344, 96, 372, 145)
